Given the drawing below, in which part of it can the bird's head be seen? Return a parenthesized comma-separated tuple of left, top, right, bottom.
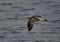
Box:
(26, 15, 48, 22)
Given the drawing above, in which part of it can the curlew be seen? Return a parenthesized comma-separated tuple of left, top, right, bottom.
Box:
(26, 15, 48, 31)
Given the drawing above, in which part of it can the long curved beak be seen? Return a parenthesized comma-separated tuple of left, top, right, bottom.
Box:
(38, 17, 48, 21)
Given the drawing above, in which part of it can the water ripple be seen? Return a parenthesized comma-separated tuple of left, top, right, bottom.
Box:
(48, 19, 60, 23)
(20, 8, 35, 11)
(1, 3, 12, 6)
(11, 6, 23, 9)
(0, 10, 6, 12)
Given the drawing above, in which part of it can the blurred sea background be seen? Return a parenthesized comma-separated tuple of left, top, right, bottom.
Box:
(0, 0, 60, 42)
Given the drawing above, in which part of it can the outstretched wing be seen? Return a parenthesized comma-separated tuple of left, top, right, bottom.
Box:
(27, 21, 34, 31)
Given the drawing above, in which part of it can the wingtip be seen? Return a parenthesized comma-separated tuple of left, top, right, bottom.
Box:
(28, 29, 31, 31)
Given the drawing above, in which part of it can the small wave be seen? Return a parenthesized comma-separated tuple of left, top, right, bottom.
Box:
(21, 8, 35, 11)
(11, 6, 23, 9)
(49, 19, 60, 23)
(1, 3, 12, 5)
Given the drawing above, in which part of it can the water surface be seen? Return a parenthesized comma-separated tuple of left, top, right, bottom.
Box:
(0, 0, 60, 42)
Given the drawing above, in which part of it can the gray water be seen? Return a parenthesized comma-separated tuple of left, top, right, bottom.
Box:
(0, 0, 60, 42)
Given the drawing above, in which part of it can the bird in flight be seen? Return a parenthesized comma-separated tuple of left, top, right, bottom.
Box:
(26, 15, 48, 31)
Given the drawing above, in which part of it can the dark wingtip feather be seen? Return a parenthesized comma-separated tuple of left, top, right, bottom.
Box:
(28, 28, 31, 31)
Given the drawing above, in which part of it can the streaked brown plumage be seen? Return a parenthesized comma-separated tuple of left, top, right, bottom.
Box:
(27, 15, 48, 31)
